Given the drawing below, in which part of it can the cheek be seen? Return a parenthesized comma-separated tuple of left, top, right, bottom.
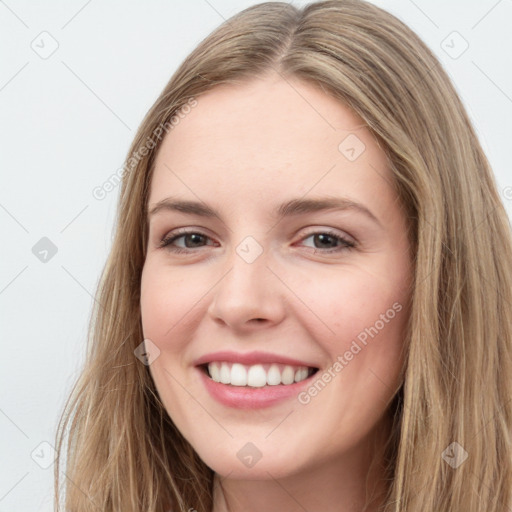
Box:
(139, 263, 205, 431)
(294, 261, 409, 399)
(297, 271, 407, 435)
(140, 262, 207, 349)
(296, 263, 408, 344)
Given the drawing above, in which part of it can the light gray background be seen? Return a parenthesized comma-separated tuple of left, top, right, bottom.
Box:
(1, 1, 511, 510)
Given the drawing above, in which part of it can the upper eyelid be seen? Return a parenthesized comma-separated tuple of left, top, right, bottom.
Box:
(161, 226, 352, 238)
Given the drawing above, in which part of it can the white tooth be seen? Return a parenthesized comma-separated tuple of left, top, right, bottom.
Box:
(219, 363, 231, 384)
(209, 362, 220, 382)
(295, 367, 308, 382)
(231, 363, 247, 386)
(267, 364, 281, 385)
(212, 361, 312, 387)
(281, 365, 295, 385)
(247, 364, 267, 387)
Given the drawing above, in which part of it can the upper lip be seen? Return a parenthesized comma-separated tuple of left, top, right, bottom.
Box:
(193, 350, 319, 368)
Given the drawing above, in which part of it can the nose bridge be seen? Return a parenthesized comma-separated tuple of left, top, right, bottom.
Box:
(223, 234, 272, 302)
(208, 233, 284, 326)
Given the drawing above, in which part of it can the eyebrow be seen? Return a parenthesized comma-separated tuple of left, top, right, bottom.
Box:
(148, 196, 382, 227)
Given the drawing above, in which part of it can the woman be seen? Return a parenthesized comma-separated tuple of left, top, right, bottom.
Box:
(54, 1, 512, 511)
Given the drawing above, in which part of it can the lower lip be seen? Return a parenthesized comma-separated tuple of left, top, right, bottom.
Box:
(196, 366, 317, 409)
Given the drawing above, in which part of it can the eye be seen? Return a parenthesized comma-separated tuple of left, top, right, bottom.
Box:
(298, 229, 356, 253)
(159, 229, 216, 253)
(158, 228, 356, 254)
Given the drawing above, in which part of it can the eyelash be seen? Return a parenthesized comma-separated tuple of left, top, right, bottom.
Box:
(158, 228, 356, 254)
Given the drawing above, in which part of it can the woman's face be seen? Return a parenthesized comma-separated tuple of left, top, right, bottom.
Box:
(140, 74, 412, 480)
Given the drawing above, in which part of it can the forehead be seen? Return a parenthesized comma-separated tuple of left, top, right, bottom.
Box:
(150, 75, 391, 211)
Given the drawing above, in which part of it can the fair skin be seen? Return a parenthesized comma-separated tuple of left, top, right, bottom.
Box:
(140, 73, 412, 512)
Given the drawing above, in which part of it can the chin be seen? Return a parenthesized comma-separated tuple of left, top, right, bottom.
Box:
(194, 442, 308, 481)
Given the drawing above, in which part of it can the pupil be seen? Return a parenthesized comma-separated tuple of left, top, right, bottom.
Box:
(186, 234, 204, 247)
(316, 234, 336, 248)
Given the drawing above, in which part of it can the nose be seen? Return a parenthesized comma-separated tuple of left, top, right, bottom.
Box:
(207, 242, 286, 331)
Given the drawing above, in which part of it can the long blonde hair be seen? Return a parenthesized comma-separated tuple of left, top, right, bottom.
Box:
(54, 1, 512, 510)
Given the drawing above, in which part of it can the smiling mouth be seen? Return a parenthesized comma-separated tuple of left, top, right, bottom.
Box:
(198, 362, 319, 388)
